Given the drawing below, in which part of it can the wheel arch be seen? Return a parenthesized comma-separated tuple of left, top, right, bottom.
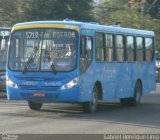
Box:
(94, 80, 103, 100)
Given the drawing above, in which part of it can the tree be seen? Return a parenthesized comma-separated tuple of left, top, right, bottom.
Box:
(95, 0, 160, 51)
(147, 0, 160, 19)
(0, 0, 19, 26)
(0, 0, 94, 26)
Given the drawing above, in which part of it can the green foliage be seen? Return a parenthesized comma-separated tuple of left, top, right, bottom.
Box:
(0, 0, 159, 50)
(0, 0, 19, 26)
(0, 0, 94, 26)
(147, 0, 160, 18)
(95, 0, 160, 51)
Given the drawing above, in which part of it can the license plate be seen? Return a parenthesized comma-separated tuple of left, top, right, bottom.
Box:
(33, 92, 46, 97)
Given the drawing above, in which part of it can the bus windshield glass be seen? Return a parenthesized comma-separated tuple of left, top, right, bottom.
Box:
(9, 29, 78, 72)
(0, 29, 10, 70)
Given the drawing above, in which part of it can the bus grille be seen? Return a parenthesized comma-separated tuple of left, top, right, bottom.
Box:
(18, 85, 60, 90)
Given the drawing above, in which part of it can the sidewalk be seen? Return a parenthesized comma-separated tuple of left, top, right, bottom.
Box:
(156, 83, 160, 92)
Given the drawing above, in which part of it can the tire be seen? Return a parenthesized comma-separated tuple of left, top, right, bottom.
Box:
(120, 98, 130, 106)
(28, 101, 43, 110)
(83, 86, 98, 113)
(132, 81, 142, 106)
(120, 81, 142, 106)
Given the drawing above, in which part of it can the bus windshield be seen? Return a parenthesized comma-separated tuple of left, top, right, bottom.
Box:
(0, 30, 10, 70)
(9, 29, 78, 72)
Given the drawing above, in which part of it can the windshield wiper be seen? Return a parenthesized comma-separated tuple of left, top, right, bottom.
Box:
(23, 30, 44, 74)
(22, 46, 38, 73)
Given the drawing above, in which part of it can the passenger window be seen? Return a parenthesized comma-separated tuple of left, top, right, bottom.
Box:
(105, 34, 114, 61)
(136, 37, 144, 61)
(126, 36, 135, 61)
(115, 35, 124, 62)
(145, 38, 154, 61)
(96, 32, 104, 61)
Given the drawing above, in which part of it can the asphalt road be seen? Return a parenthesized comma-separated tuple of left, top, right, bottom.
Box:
(0, 84, 160, 135)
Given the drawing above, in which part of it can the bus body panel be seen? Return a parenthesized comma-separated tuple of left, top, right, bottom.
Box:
(79, 62, 156, 101)
(6, 70, 84, 102)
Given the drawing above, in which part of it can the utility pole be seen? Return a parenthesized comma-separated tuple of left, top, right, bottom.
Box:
(158, 5, 160, 18)
(128, 0, 147, 28)
(0, 9, 3, 26)
(140, 0, 147, 29)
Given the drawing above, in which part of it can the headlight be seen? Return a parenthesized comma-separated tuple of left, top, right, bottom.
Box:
(61, 77, 78, 90)
(6, 76, 18, 88)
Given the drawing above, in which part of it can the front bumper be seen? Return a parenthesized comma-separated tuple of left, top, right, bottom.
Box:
(7, 86, 83, 103)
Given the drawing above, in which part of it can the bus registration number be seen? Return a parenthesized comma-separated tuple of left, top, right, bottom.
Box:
(33, 92, 46, 97)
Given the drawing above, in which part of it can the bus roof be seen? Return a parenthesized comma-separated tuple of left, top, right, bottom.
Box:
(12, 20, 155, 36)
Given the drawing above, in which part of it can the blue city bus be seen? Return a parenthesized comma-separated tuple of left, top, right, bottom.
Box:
(0, 27, 11, 94)
(6, 20, 156, 112)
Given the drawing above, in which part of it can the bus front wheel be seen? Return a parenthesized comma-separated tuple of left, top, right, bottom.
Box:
(28, 101, 43, 110)
(82, 86, 98, 113)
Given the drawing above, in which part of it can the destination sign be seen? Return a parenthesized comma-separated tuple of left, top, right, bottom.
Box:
(25, 31, 76, 39)
(0, 30, 10, 37)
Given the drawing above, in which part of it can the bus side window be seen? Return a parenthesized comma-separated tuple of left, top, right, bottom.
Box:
(115, 35, 124, 62)
(126, 36, 134, 62)
(105, 34, 114, 61)
(96, 32, 104, 61)
(80, 36, 93, 73)
(145, 37, 154, 61)
(136, 37, 144, 61)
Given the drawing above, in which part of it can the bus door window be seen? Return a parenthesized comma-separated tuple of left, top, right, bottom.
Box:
(80, 36, 93, 73)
